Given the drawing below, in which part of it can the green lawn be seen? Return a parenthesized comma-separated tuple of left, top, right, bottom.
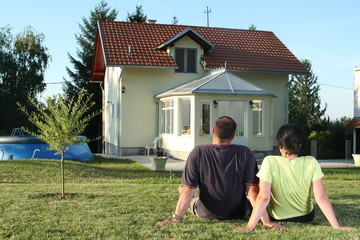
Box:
(0, 156, 359, 239)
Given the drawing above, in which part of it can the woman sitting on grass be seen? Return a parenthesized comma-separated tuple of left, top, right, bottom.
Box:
(235, 124, 356, 232)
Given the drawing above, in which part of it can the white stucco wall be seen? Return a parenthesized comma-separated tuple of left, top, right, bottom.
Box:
(103, 67, 122, 154)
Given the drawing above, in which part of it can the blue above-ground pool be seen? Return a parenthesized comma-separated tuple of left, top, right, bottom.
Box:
(0, 135, 94, 162)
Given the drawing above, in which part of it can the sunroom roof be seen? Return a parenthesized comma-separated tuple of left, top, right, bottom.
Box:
(156, 69, 275, 98)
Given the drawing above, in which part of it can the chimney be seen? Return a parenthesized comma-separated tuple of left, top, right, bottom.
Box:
(146, 19, 157, 24)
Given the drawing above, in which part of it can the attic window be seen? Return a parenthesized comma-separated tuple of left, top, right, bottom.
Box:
(175, 48, 197, 73)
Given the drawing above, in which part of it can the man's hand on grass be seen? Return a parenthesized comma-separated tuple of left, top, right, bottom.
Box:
(154, 218, 181, 226)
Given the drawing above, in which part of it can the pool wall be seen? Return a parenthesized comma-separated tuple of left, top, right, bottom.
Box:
(0, 136, 94, 161)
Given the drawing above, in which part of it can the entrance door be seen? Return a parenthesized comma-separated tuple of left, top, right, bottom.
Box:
(217, 100, 247, 146)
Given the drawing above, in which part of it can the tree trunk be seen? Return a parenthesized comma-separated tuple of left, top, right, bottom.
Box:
(61, 152, 65, 198)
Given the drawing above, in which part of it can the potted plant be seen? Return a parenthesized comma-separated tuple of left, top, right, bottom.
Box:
(149, 156, 168, 171)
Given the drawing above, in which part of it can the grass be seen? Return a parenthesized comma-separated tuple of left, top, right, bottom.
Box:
(0, 156, 359, 239)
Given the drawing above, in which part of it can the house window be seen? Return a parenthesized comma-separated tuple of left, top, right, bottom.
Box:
(179, 98, 191, 135)
(200, 100, 210, 136)
(161, 99, 174, 134)
(252, 100, 263, 136)
(175, 48, 197, 73)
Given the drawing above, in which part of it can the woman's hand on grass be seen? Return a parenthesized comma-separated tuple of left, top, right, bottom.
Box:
(335, 226, 357, 231)
(233, 225, 254, 233)
(154, 218, 181, 226)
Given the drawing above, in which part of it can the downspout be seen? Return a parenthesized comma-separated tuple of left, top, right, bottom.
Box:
(99, 82, 105, 153)
(155, 99, 159, 140)
(285, 79, 290, 124)
(118, 67, 123, 156)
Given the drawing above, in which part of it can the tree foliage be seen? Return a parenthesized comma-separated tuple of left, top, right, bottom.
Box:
(289, 59, 327, 136)
(63, 1, 117, 152)
(18, 90, 101, 198)
(248, 24, 257, 30)
(0, 25, 50, 135)
(126, 5, 147, 22)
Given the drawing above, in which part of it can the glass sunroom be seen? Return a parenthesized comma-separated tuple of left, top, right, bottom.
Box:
(156, 69, 275, 160)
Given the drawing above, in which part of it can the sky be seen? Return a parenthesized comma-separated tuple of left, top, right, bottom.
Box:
(1, 0, 359, 120)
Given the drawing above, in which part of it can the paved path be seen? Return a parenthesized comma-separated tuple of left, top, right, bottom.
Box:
(97, 154, 359, 171)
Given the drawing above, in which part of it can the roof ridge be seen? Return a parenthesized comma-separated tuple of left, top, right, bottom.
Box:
(98, 20, 274, 34)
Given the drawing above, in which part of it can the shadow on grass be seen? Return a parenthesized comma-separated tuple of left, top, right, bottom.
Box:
(0, 155, 181, 184)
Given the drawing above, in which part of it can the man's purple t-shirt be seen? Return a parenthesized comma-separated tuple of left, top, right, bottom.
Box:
(182, 144, 259, 220)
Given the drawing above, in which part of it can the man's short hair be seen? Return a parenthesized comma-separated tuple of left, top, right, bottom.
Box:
(214, 116, 237, 141)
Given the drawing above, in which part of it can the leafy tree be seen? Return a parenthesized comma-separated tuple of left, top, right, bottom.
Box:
(126, 5, 147, 22)
(0, 26, 50, 135)
(308, 117, 353, 159)
(18, 90, 101, 198)
(63, 1, 117, 152)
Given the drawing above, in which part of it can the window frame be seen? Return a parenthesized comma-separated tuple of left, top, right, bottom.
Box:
(174, 47, 198, 73)
(178, 98, 191, 136)
(200, 100, 211, 136)
(252, 100, 264, 137)
(161, 99, 174, 134)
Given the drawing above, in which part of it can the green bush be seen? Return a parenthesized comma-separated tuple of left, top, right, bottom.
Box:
(308, 118, 352, 159)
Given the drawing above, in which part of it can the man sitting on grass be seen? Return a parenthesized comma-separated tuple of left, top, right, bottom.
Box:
(155, 116, 283, 229)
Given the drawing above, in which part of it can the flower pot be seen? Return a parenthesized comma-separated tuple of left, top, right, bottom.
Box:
(352, 154, 360, 167)
(150, 156, 168, 171)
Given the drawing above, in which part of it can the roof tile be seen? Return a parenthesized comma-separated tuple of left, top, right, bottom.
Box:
(97, 21, 308, 73)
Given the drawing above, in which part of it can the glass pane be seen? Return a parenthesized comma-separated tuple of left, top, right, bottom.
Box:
(180, 99, 191, 135)
(233, 101, 245, 136)
(175, 48, 184, 72)
(218, 101, 230, 117)
(252, 100, 263, 135)
(187, 49, 196, 73)
(200, 102, 210, 135)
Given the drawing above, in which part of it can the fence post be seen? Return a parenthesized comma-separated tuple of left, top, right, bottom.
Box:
(311, 140, 317, 159)
(345, 140, 352, 160)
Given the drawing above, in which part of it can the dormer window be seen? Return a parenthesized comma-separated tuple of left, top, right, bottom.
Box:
(175, 48, 197, 73)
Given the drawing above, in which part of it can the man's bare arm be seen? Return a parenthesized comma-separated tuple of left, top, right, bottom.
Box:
(155, 185, 196, 225)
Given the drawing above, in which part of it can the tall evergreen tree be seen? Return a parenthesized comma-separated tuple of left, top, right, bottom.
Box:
(288, 59, 327, 136)
(63, 1, 117, 152)
(126, 5, 147, 22)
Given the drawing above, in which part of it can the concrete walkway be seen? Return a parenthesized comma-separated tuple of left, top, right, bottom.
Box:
(97, 154, 359, 171)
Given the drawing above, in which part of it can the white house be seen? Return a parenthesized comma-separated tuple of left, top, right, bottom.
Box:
(90, 21, 308, 160)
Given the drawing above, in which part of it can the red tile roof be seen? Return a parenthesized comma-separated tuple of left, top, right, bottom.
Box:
(91, 21, 308, 82)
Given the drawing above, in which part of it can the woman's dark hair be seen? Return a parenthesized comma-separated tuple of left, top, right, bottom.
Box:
(276, 124, 304, 155)
(214, 116, 237, 141)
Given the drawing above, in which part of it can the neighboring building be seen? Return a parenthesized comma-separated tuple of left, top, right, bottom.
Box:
(91, 21, 308, 160)
(346, 67, 360, 154)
